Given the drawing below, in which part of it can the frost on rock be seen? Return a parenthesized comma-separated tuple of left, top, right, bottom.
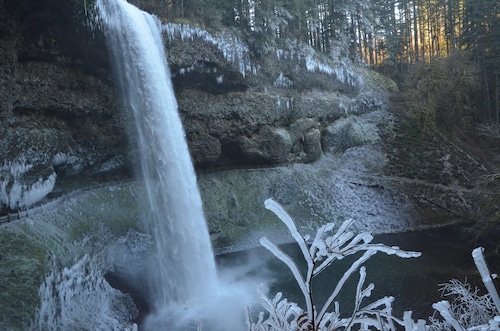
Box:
(275, 41, 363, 89)
(106, 230, 153, 302)
(51, 152, 80, 169)
(97, 155, 127, 174)
(162, 23, 255, 77)
(50, 151, 84, 176)
(295, 163, 418, 235)
(32, 254, 138, 331)
(0, 158, 57, 211)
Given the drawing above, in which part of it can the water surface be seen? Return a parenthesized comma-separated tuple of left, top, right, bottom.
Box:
(218, 225, 486, 321)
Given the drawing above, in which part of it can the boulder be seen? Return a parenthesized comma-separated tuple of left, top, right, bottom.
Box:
(239, 126, 292, 164)
(322, 115, 381, 154)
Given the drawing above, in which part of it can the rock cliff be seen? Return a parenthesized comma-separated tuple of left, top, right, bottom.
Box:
(0, 0, 397, 213)
(0, 0, 121, 211)
(0, 0, 485, 236)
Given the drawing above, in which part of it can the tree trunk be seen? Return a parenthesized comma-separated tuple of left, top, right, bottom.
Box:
(413, 0, 420, 61)
(496, 72, 499, 124)
(483, 65, 492, 121)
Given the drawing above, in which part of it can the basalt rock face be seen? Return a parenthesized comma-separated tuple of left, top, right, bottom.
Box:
(162, 22, 392, 169)
(0, 0, 128, 212)
(0, 0, 396, 212)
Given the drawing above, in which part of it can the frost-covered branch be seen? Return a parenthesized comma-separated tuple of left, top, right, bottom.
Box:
(260, 237, 313, 319)
(250, 199, 500, 331)
(317, 249, 376, 321)
(264, 199, 311, 263)
(250, 198, 421, 331)
(433, 301, 467, 331)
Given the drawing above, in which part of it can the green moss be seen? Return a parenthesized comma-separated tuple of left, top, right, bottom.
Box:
(63, 184, 141, 241)
(201, 171, 285, 249)
(0, 183, 143, 330)
(355, 67, 399, 93)
(0, 232, 47, 330)
(213, 209, 280, 249)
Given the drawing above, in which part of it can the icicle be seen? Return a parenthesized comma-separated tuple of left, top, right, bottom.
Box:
(161, 23, 254, 77)
(273, 72, 293, 88)
(0, 159, 57, 210)
(276, 49, 283, 60)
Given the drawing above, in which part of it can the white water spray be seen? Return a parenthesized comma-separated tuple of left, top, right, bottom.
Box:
(96, 0, 220, 327)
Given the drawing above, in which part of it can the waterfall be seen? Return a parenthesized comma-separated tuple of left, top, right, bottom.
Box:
(96, 0, 218, 323)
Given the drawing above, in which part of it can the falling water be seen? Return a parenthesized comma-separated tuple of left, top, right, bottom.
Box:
(96, 0, 218, 325)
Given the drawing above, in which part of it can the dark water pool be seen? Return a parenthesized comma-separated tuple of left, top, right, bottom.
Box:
(217, 225, 496, 321)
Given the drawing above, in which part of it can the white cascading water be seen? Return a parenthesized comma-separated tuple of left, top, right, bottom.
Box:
(96, 0, 221, 328)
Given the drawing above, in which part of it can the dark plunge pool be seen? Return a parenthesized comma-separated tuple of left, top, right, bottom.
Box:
(217, 225, 496, 321)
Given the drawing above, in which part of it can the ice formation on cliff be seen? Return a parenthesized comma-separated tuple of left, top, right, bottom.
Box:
(0, 159, 56, 210)
(162, 23, 254, 77)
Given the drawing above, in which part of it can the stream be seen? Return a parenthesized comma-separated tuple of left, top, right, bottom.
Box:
(217, 225, 488, 322)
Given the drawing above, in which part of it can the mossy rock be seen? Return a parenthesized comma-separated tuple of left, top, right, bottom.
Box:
(356, 67, 399, 93)
(0, 231, 47, 330)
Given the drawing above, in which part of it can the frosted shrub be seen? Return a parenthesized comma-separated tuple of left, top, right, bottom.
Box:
(247, 198, 422, 331)
(428, 247, 500, 331)
(428, 279, 496, 330)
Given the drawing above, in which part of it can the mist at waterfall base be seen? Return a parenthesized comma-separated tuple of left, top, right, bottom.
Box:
(96, 0, 260, 329)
